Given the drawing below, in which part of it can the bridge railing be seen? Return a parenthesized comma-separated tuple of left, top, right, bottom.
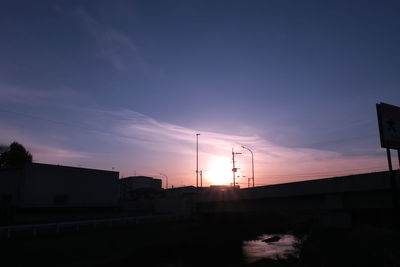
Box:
(0, 214, 184, 239)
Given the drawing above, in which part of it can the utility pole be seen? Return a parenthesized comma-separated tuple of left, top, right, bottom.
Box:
(200, 170, 203, 188)
(232, 148, 241, 189)
(386, 149, 399, 210)
(398, 150, 400, 169)
(196, 133, 200, 187)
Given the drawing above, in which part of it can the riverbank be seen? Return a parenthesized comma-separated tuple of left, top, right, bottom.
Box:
(2, 213, 399, 267)
(1, 216, 303, 267)
(299, 225, 400, 267)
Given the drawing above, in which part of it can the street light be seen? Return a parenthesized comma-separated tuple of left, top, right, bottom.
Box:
(242, 145, 255, 187)
(196, 133, 200, 188)
(160, 173, 168, 189)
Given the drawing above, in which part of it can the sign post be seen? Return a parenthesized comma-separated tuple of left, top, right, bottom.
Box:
(398, 150, 400, 169)
(376, 102, 400, 212)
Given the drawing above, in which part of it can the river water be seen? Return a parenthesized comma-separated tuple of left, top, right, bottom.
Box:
(242, 234, 301, 264)
(106, 233, 302, 267)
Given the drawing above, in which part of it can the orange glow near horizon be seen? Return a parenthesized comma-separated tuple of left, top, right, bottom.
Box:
(203, 156, 239, 185)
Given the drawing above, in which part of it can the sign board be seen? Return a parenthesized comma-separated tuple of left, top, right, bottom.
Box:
(376, 102, 400, 149)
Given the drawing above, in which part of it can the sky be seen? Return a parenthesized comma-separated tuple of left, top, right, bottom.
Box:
(1, 0, 400, 188)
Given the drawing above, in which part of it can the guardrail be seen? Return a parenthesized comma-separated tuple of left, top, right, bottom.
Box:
(0, 214, 184, 239)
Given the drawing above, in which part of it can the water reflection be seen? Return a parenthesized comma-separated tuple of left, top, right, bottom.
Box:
(81, 233, 302, 266)
(242, 234, 300, 264)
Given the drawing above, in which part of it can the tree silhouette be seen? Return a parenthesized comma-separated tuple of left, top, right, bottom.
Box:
(0, 145, 8, 154)
(0, 142, 32, 169)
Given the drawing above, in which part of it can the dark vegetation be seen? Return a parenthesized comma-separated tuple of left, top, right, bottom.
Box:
(0, 141, 32, 169)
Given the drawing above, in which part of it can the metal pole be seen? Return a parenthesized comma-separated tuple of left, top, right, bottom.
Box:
(196, 134, 198, 188)
(251, 150, 254, 187)
(398, 150, 400, 170)
(387, 148, 398, 210)
(232, 149, 235, 188)
(231, 149, 241, 189)
(200, 170, 203, 188)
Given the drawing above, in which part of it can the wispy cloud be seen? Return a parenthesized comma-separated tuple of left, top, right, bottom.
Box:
(95, 109, 388, 184)
(0, 104, 388, 186)
(30, 144, 89, 162)
(0, 128, 90, 165)
(75, 7, 149, 73)
(0, 84, 77, 105)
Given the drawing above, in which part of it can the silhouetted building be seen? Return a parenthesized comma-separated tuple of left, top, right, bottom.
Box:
(117, 176, 162, 214)
(119, 176, 162, 201)
(0, 163, 119, 209)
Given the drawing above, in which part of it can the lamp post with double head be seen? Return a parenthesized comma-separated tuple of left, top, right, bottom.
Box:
(242, 145, 255, 187)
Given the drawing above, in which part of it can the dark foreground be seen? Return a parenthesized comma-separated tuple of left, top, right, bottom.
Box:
(1, 214, 400, 267)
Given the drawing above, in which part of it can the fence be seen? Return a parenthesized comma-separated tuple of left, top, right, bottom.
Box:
(0, 214, 184, 239)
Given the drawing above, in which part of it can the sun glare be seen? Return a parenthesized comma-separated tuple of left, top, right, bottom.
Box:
(204, 157, 235, 185)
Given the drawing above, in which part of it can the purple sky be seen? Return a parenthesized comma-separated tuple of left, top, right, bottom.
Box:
(1, 1, 399, 187)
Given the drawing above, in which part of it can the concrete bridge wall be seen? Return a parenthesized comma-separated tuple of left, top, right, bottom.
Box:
(195, 171, 399, 228)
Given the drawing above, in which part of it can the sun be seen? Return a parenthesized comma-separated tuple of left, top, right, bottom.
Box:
(204, 157, 234, 185)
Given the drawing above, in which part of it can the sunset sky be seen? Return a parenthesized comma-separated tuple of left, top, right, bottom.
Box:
(1, 1, 400, 187)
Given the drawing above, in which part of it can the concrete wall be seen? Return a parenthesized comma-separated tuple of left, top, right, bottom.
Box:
(155, 195, 194, 217)
(195, 171, 400, 228)
(197, 171, 399, 203)
(19, 163, 119, 208)
(156, 186, 199, 216)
